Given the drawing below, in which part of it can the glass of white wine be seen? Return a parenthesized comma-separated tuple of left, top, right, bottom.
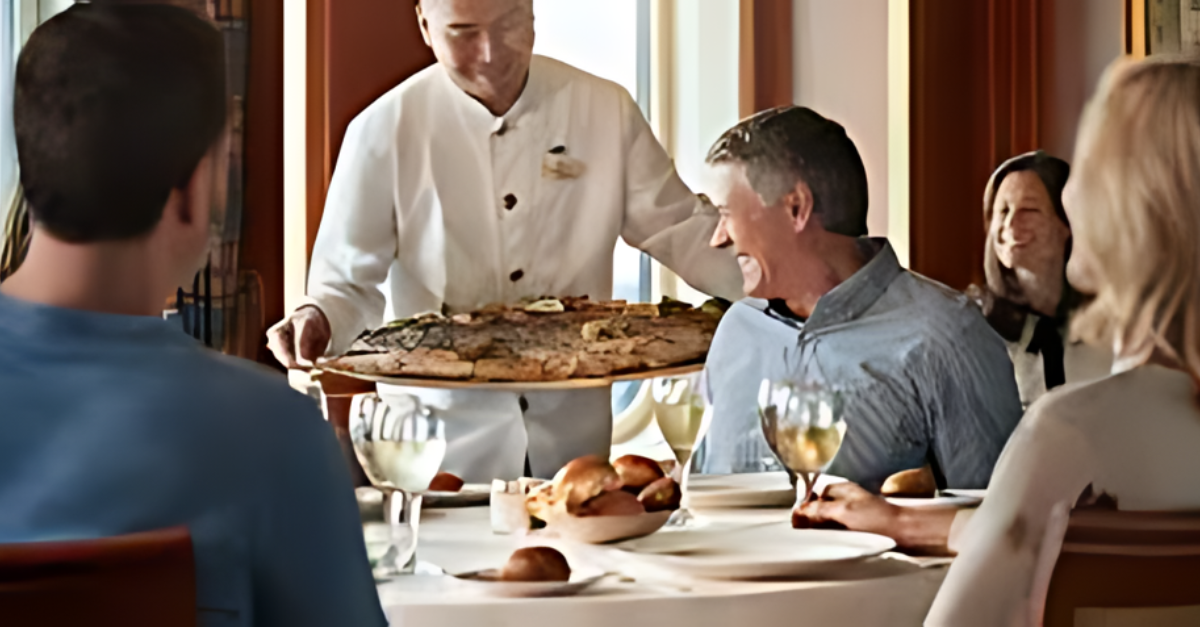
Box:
(757, 379, 847, 510)
(651, 373, 712, 527)
(350, 392, 446, 579)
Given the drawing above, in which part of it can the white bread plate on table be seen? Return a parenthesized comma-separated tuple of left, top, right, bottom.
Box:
(516, 454, 680, 544)
(878, 466, 983, 509)
(450, 546, 608, 598)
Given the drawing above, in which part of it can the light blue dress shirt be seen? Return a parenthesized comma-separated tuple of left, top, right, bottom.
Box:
(701, 239, 1023, 491)
(0, 293, 386, 627)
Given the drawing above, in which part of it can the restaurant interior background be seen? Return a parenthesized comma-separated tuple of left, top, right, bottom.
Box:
(1, 0, 1194, 453)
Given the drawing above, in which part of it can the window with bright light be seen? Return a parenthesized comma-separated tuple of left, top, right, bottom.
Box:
(532, 0, 648, 305)
(531, 0, 652, 419)
(0, 0, 18, 226)
(1, 0, 74, 241)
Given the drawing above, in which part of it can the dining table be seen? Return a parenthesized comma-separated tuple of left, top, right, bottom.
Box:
(372, 500, 952, 626)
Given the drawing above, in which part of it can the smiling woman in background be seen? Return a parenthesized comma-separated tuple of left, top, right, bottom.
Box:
(926, 55, 1200, 627)
(973, 151, 1111, 408)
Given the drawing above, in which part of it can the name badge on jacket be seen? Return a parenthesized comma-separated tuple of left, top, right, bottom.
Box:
(542, 146, 586, 180)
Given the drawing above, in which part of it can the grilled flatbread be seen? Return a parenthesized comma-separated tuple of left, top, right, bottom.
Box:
(321, 296, 728, 383)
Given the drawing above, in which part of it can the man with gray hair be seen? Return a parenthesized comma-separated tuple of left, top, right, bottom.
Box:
(700, 106, 1022, 491)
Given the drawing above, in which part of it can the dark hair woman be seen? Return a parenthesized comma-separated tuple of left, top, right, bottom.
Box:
(971, 150, 1111, 408)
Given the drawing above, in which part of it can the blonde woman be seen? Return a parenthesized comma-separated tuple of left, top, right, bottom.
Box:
(926, 56, 1200, 626)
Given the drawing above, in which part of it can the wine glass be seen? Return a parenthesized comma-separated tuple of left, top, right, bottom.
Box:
(349, 392, 446, 579)
(651, 373, 713, 527)
(757, 379, 847, 511)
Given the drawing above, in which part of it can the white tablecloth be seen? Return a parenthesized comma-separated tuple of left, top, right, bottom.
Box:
(376, 507, 948, 626)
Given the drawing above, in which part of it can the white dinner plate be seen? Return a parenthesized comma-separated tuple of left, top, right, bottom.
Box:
(942, 488, 987, 500)
(687, 472, 848, 509)
(449, 567, 608, 598)
(886, 494, 983, 509)
(614, 521, 895, 580)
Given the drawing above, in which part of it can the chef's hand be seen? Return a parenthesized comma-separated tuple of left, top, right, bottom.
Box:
(266, 305, 332, 369)
(794, 482, 901, 537)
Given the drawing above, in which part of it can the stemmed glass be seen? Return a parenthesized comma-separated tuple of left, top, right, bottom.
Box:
(651, 373, 713, 527)
(757, 379, 847, 511)
(349, 392, 446, 579)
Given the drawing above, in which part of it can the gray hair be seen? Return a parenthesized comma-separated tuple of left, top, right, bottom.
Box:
(706, 105, 868, 237)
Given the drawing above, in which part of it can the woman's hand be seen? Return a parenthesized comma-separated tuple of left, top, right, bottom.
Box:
(794, 481, 959, 554)
(794, 482, 903, 536)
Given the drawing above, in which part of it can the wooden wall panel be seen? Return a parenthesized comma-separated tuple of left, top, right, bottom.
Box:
(909, 0, 1046, 291)
(989, 0, 1041, 164)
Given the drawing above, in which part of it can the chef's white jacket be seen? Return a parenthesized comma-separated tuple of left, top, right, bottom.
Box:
(307, 55, 742, 482)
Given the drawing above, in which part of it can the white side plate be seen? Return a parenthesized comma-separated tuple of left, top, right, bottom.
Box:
(450, 567, 608, 598)
(424, 484, 492, 508)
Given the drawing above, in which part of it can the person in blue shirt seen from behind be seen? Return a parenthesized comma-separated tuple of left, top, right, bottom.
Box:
(0, 4, 386, 626)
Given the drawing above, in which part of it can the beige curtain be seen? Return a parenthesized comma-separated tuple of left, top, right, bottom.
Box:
(0, 186, 29, 282)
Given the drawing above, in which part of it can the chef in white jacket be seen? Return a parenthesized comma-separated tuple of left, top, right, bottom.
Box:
(268, 0, 742, 482)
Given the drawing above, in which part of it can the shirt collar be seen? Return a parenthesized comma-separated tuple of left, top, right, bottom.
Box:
(803, 238, 903, 331)
(445, 56, 547, 137)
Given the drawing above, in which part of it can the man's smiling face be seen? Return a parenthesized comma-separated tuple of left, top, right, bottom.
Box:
(707, 162, 803, 299)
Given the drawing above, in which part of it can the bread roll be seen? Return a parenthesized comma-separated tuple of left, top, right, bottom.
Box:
(880, 466, 938, 498)
(526, 455, 622, 520)
(613, 454, 666, 492)
(575, 489, 646, 517)
(637, 476, 681, 513)
(500, 547, 571, 582)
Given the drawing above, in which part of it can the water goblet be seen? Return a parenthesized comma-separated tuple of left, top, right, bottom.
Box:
(349, 392, 446, 579)
(757, 379, 847, 511)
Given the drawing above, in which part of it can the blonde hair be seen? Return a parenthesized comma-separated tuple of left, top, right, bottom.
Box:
(1070, 56, 1200, 377)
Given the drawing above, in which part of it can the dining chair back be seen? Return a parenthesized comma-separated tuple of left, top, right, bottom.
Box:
(1043, 509, 1200, 627)
(0, 526, 196, 627)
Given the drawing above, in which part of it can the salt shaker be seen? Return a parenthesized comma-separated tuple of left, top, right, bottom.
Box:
(490, 478, 545, 534)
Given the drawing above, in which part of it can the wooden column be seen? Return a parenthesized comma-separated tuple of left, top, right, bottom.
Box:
(240, 0, 284, 365)
(306, 0, 434, 260)
(1125, 0, 1148, 56)
(738, 0, 793, 119)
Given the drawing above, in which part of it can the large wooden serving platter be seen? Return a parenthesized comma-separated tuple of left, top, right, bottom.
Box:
(314, 361, 703, 392)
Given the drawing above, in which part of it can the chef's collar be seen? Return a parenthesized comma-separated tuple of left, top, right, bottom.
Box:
(445, 56, 547, 137)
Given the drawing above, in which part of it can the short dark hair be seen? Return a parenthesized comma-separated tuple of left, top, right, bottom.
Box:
(15, 4, 227, 243)
(706, 106, 868, 237)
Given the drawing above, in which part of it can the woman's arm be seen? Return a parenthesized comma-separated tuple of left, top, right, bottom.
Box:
(925, 398, 1094, 627)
